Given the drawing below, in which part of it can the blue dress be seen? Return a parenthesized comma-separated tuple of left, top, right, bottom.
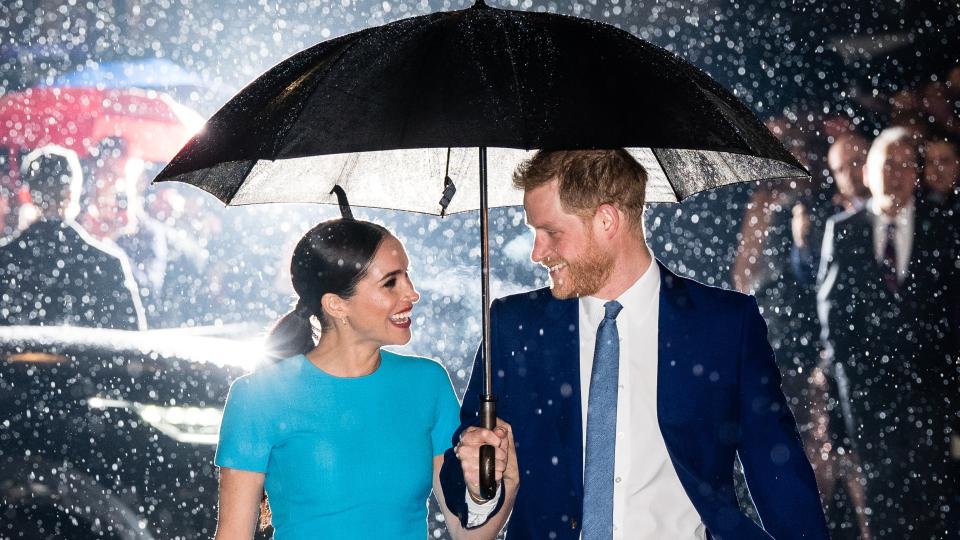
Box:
(215, 350, 461, 540)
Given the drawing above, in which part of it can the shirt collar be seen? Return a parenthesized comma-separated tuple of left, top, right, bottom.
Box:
(867, 197, 914, 226)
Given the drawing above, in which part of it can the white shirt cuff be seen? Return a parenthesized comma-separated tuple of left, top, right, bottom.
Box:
(465, 483, 502, 527)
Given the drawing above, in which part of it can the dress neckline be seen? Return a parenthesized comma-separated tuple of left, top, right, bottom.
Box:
(299, 350, 389, 381)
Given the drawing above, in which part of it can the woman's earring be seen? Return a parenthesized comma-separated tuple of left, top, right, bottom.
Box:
(340, 317, 347, 326)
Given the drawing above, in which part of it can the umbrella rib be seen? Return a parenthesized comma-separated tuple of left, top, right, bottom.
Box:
(490, 12, 528, 147)
(393, 14, 452, 149)
(649, 148, 682, 203)
(218, 159, 261, 205)
(270, 31, 372, 158)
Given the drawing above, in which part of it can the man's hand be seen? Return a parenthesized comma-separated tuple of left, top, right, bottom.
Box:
(455, 418, 515, 502)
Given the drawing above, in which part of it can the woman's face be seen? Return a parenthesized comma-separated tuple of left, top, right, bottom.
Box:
(342, 235, 420, 347)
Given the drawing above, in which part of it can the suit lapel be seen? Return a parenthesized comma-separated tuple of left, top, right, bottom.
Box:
(542, 294, 585, 507)
(656, 261, 698, 427)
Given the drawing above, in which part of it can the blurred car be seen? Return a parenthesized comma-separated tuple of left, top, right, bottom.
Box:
(0, 325, 264, 540)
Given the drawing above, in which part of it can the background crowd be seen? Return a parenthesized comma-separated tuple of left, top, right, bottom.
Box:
(728, 63, 960, 538)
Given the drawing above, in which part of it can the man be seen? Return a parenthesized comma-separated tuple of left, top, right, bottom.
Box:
(0, 145, 145, 330)
(826, 133, 871, 212)
(918, 138, 959, 221)
(788, 133, 872, 287)
(82, 139, 171, 323)
(817, 127, 958, 537)
(441, 150, 829, 539)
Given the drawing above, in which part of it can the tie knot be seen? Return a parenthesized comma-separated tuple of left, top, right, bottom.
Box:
(603, 300, 622, 320)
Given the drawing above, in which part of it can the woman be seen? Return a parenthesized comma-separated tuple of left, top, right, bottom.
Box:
(213, 214, 518, 539)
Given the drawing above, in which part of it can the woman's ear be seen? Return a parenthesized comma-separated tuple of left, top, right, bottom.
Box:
(320, 293, 349, 323)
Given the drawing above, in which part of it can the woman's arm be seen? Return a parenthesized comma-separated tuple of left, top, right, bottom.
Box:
(433, 420, 519, 540)
(214, 467, 266, 540)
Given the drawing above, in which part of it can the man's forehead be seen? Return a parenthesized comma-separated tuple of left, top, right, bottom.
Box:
(884, 141, 918, 160)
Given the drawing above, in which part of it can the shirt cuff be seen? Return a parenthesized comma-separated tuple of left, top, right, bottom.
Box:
(465, 483, 502, 527)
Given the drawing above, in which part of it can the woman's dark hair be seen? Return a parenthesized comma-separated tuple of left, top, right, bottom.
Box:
(265, 218, 390, 362)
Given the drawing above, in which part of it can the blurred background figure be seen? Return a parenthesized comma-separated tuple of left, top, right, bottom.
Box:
(80, 138, 217, 327)
(0, 145, 145, 330)
(790, 132, 873, 286)
(919, 138, 959, 218)
(816, 127, 958, 538)
(827, 134, 871, 213)
(82, 138, 170, 321)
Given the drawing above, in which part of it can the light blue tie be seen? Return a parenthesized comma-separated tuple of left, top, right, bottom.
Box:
(582, 300, 623, 539)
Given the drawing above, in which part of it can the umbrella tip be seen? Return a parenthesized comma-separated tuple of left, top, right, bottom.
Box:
(471, 0, 489, 8)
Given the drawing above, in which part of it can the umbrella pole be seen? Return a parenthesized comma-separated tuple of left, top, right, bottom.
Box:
(478, 146, 498, 500)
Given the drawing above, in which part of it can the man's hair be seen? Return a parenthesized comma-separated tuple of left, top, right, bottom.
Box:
(512, 149, 647, 227)
(865, 126, 920, 181)
(20, 144, 83, 214)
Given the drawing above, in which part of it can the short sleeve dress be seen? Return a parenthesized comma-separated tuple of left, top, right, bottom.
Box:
(215, 350, 461, 540)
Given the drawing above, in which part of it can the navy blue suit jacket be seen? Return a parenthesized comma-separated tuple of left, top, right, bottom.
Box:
(440, 262, 828, 540)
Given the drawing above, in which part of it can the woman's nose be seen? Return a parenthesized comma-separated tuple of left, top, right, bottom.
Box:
(404, 279, 421, 304)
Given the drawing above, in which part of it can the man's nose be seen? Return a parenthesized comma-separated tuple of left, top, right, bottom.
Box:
(530, 233, 548, 264)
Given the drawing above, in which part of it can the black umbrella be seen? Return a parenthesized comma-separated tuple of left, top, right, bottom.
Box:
(155, 0, 807, 498)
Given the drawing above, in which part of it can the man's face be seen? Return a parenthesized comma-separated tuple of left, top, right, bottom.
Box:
(827, 138, 869, 200)
(523, 180, 613, 299)
(869, 141, 919, 209)
(923, 141, 959, 195)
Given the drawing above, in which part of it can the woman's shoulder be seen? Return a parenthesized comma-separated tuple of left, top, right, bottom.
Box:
(381, 350, 451, 381)
(228, 355, 306, 396)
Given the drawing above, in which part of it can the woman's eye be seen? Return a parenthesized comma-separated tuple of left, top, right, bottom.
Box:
(384, 279, 396, 288)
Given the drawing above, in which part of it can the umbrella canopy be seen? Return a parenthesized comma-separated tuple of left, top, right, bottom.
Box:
(155, 0, 806, 213)
(0, 87, 205, 165)
(40, 59, 205, 91)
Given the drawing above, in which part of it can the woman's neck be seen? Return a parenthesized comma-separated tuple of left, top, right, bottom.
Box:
(306, 331, 381, 377)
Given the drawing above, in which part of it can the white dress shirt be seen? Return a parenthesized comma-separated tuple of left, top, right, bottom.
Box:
(868, 198, 914, 282)
(468, 254, 705, 539)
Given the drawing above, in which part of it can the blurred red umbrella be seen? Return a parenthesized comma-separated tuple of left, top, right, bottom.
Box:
(0, 87, 204, 181)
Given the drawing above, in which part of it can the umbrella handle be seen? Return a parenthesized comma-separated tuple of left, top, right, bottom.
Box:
(478, 394, 498, 500)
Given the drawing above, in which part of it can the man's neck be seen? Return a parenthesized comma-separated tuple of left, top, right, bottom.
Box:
(592, 236, 653, 301)
(870, 196, 912, 218)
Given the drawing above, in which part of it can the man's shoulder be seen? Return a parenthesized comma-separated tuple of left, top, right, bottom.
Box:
(825, 206, 869, 232)
(68, 223, 129, 264)
(659, 263, 753, 311)
(494, 287, 577, 320)
(495, 287, 556, 309)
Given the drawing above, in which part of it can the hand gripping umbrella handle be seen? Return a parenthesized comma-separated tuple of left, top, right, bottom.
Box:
(478, 394, 498, 501)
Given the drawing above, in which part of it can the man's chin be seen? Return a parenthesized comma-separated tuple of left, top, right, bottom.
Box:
(548, 287, 575, 300)
(548, 280, 582, 300)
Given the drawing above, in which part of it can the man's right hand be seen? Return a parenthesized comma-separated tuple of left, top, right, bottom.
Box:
(455, 418, 514, 502)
